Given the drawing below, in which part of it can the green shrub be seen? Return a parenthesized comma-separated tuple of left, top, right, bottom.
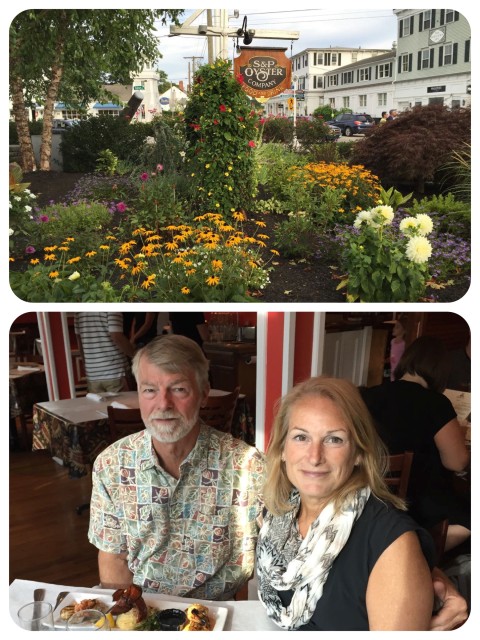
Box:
(273, 211, 317, 259)
(406, 192, 470, 236)
(295, 117, 336, 151)
(261, 115, 293, 143)
(136, 113, 187, 174)
(61, 116, 154, 172)
(9, 119, 43, 144)
(184, 58, 260, 217)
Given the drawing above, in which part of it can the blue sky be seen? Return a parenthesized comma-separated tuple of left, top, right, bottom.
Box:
(155, 7, 398, 85)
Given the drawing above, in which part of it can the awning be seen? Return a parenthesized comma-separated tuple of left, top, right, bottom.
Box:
(92, 102, 121, 109)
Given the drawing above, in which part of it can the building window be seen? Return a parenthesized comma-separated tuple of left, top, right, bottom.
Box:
(331, 53, 337, 65)
(329, 98, 335, 108)
(377, 93, 387, 106)
(445, 10, 455, 23)
(351, 52, 358, 62)
(98, 109, 121, 117)
(317, 52, 323, 65)
(415, 101, 422, 107)
(443, 43, 453, 65)
(359, 95, 367, 107)
(422, 10, 432, 29)
(421, 49, 430, 69)
(398, 53, 411, 73)
(359, 68, 370, 81)
(61, 110, 82, 119)
(400, 17, 412, 36)
(377, 63, 392, 79)
(341, 71, 353, 84)
(313, 75, 323, 89)
(343, 97, 350, 108)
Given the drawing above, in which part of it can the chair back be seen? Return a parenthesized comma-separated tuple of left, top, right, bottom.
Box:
(107, 406, 144, 443)
(384, 451, 414, 499)
(199, 387, 240, 434)
(428, 518, 449, 565)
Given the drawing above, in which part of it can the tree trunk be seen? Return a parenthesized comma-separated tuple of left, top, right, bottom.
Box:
(11, 74, 36, 172)
(40, 62, 64, 171)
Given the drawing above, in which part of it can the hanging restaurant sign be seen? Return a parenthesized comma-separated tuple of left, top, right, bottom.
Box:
(234, 47, 291, 100)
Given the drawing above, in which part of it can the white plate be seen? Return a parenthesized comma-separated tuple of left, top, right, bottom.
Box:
(53, 591, 228, 631)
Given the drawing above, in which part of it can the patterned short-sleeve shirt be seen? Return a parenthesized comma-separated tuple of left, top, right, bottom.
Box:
(88, 425, 266, 600)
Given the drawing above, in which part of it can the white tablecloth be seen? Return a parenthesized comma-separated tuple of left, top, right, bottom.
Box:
(9, 579, 280, 632)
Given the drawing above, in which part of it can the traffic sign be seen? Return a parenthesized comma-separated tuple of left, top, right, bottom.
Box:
(134, 85, 145, 90)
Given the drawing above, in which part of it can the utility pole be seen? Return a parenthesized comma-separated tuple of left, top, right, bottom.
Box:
(170, 9, 299, 60)
(184, 56, 204, 87)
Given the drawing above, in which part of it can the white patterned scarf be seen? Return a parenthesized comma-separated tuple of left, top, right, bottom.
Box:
(256, 486, 371, 629)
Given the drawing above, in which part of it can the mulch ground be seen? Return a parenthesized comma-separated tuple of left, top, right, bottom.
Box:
(22, 171, 469, 303)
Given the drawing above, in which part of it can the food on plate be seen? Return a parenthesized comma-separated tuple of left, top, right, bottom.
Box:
(183, 603, 212, 631)
(110, 584, 148, 624)
(137, 603, 213, 631)
(116, 608, 140, 630)
(60, 598, 107, 621)
(59, 605, 76, 621)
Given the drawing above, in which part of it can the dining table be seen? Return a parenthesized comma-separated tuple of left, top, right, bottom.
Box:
(32, 389, 255, 479)
(9, 579, 280, 632)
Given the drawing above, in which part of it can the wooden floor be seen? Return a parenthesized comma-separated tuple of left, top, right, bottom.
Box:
(9, 448, 99, 588)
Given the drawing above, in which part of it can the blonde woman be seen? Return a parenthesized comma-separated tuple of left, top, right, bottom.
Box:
(257, 376, 434, 630)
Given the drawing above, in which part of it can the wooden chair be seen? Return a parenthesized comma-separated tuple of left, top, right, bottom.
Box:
(199, 387, 240, 434)
(77, 406, 144, 515)
(107, 406, 145, 442)
(384, 451, 414, 499)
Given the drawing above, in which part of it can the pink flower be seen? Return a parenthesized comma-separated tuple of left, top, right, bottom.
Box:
(116, 202, 126, 213)
(140, 172, 149, 181)
(25, 245, 36, 254)
(156, 164, 164, 172)
(219, 105, 226, 112)
(39, 215, 49, 222)
(259, 118, 266, 125)
(248, 140, 256, 148)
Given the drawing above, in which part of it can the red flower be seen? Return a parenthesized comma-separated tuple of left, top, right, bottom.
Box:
(236, 73, 244, 84)
(248, 140, 256, 148)
(116, 202, 127, 213)
(259, 118, 266, 125)
(238, 116, 244, 122)
(140, 172, 149, 181)
(213, 119, 219, 125)
(219, 104, 226, 112)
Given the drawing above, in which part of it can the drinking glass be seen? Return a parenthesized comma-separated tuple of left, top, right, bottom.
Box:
(17, 601, 54, 631)
(66, 609, 110, 631)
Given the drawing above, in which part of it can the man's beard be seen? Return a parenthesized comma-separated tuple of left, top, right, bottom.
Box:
(144, 411, 197, 443)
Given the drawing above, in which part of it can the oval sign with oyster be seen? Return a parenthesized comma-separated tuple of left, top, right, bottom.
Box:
(234, 47, 291, 99)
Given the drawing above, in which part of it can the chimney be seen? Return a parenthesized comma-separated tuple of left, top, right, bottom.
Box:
(178, 80, 184, 92)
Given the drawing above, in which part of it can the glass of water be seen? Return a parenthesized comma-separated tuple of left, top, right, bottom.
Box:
(17, 601, 54, 631)
(66, 609, 110, 631)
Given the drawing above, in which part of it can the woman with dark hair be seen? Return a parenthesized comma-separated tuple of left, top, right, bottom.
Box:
(257, 376, 435, 630)
(362, 336, 470, 553)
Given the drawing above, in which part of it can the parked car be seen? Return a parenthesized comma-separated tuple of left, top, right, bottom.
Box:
(52, 119, 79, 133)
(326, 113, 374, 137)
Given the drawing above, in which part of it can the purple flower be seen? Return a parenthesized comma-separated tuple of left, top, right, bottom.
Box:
(39, 214, 49, 222)
(116, 202, 127, 213)
(25, 245, 36, 254)
(140, 172, 149, 181)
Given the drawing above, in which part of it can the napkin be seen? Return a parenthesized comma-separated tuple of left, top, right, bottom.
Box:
(86, 393, 103, 401)
(110, 401, 130, 409)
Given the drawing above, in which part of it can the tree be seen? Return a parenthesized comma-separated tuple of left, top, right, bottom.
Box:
(156, 69, 173, 95)
(351, 104, 471, 195)
(9, 9, 183, 171)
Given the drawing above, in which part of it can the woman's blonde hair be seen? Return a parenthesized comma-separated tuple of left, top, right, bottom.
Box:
(263, 376, 406, 515)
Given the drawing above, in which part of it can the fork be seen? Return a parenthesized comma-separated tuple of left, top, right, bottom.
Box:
(54, 591, 70, 610)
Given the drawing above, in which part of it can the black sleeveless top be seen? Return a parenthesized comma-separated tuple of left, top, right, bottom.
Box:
(277, 495, 435, 630)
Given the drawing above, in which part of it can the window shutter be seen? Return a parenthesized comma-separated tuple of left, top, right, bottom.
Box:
(453, 43, 458, 64)
(430, 49, 434, 68)
(465, 40, 470, 63)
(410, 16, 414, 34)
(454, 11, 459, 22)
(417, 51, 422, 70)
(419, 13, 423, 32)
(398, 57, 402, 73)
(431, 9, 436, 26)
(338, 53, 341, 65)
(399, 21, 403, 38)
(438, 46, 443, 67)
(408, 54, 412, 72)
(440, 10, 445, 25)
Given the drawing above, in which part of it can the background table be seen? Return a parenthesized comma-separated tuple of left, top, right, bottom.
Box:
(32, 390, 255, 478)
(9, 362, 49, 450)
(9, 579, 280, 631)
